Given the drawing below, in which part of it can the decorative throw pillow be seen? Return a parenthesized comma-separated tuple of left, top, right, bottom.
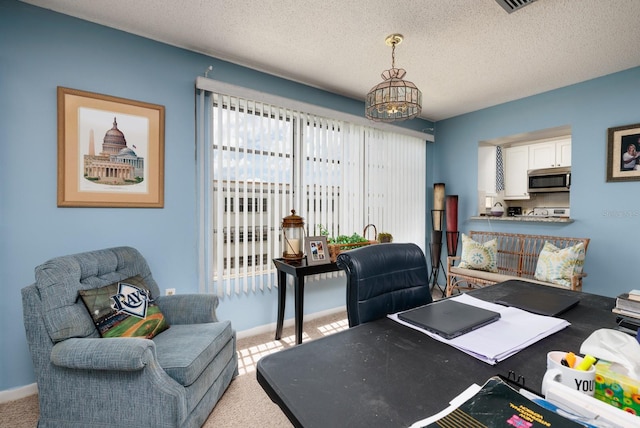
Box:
(78, 275, 169, 339)
(534, 241, 585, 288)
(458, 233, 498, 272)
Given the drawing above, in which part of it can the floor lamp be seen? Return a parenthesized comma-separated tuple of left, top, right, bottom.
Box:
(446, 195, 460, 270)
(429, 183, 447, 296)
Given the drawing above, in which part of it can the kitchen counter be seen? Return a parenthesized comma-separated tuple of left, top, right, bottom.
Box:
(470, 215, 573, 223)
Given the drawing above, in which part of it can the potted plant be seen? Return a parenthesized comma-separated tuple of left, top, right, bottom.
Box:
(378, 232, 393, 243)
(318, 224, 374, 261)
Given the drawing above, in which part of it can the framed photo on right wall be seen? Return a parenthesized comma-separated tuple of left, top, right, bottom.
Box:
(607, 122, 640, 182)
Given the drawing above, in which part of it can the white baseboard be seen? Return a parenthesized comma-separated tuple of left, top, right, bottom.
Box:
(0, 383, 38, 403)
(236, 306, 346, 340)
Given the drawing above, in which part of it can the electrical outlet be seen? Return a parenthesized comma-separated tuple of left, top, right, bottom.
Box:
(165, 288, 176, 296)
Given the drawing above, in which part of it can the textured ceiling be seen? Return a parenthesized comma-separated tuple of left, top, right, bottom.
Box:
(21, 0, 640, 121)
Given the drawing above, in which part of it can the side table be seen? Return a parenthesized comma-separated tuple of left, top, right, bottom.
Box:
(272, 258, 342, 344)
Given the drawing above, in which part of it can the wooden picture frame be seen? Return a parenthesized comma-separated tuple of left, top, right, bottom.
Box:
(57, 87, 165, 207)
(305, 236, 330, 266)
(607, 122, 640, 182)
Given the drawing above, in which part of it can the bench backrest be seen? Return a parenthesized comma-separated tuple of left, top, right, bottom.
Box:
(468, 231, 590, 280)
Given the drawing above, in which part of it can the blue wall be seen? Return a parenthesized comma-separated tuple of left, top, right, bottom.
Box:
(2, 0, 636, 392)
(0, 1, 432, 391)
(435, 67, 640, 300)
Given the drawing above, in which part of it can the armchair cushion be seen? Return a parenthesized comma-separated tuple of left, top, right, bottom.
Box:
(78, 275, 170, 339)
(156, 293, 219, 325)
(35, 247, 159, 342)
(154, 321, 233, 386)
(51, 337, 155, 371)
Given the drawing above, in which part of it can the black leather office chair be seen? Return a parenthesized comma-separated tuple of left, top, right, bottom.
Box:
(336, 243, 432, 327)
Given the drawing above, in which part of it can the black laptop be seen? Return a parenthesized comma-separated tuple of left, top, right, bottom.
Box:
(397, 299, 501, 340)
(494, 289, 579, 316)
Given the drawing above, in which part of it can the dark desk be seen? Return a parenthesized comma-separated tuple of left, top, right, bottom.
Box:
(257, 280, 616, 428)
(272, 258, 342, 345)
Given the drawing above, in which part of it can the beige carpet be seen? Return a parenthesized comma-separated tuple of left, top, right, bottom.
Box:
(205, 311, 349, 427)
(0, 392, 39, 428)
(0, 311, 349, 428)
(1, 288, 444, 428)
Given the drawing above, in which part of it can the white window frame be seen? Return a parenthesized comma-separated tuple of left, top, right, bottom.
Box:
(197, 77, 430, 297)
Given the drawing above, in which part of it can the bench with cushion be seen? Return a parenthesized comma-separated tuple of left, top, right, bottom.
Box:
(446, 231, 590, 296)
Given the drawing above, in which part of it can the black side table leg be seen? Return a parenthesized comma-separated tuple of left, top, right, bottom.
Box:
(294, 278, 304, 345)
(275, 269, 287, 340)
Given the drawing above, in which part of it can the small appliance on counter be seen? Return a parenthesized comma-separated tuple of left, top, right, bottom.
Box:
(531, 207, 570, 218)
(507, 207, 522, 217)
(489, 202, 504, 217)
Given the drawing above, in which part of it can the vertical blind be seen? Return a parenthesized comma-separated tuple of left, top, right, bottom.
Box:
(197, 86, 426, 297)
(364, 130, 427, 243)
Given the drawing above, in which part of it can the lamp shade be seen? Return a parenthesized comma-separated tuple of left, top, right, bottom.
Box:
(446, 195, 459, 232)
(365, 70, 422, 122)
(365, 34, 422, 122)
(434, 183, 445, 210)
(445, 195, 460, 257)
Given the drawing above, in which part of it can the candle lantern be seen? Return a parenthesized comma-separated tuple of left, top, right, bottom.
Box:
(282, 209, 305, 262)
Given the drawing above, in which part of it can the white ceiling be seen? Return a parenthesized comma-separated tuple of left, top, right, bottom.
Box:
(21, 0, 640, 121)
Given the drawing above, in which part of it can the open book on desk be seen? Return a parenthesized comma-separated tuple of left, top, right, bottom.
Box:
(389, 294, 570, 364)
(410, 376, 590, 427)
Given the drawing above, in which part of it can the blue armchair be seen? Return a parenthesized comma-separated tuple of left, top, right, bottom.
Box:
(21, 246, 237, 427)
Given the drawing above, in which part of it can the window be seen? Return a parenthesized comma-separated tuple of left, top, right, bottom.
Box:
(197, 82, 427, 297)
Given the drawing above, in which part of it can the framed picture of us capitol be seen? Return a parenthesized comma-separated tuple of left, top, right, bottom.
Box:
(57, 87, 165, 207)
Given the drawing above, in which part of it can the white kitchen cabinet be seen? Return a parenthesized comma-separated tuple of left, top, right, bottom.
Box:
(528, 138, 571, 169)
(477, 145, 497, 196)
(504, 146, 530, 199)
(556, 139, 572, 167)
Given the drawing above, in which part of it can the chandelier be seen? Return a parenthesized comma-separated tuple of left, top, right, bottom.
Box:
(365, 34, 422, 122)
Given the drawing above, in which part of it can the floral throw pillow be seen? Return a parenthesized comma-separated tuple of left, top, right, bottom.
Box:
(458, 233, 498, 272)
(534, 241, 585, 288)
(78, 275, 169, 339)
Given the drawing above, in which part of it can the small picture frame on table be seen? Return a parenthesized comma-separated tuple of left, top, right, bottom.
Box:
(305, 236, 330, 266)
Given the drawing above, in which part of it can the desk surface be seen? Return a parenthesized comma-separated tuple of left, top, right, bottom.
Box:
(257, 280, 616, 428)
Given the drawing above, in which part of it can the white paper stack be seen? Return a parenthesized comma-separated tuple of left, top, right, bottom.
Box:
(389, 293, 570, 365)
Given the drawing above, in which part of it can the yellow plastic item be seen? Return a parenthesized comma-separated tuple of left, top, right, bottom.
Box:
(575, 354, 596, 371)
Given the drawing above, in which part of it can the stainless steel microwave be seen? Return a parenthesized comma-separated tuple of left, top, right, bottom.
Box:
(527, 167, 571, 193)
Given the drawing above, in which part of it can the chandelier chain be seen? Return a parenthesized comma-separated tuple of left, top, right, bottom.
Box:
(391, 41, 396, 69)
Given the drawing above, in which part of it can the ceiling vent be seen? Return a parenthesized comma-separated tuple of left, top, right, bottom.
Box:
(495, 0, 538, 13)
